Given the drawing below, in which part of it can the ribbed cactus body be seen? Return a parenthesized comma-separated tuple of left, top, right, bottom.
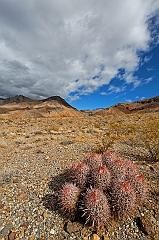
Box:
(81, 188, 111, 228)
(110, 181, 137, 219)
(69, 162, 90, 189)
(90, 165, 111, 190)
(83, 153, 102, 169)
(59, 183, 81, 217)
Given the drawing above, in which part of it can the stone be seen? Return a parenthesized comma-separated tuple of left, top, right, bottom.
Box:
(90, 233, 100, 240)
(139, 216, 156, 237)
(12, 178, 21, 183)
(0, 224, 14, 235)
(102, 234, 110, 240)
(16, 193, 27, 200)
(0, 203, 4, 210)
(83, 237, 89, 240)
(66, 221, 83, 234)
(28, 234, 35, 240)
(8, 231, 16, 240)
(43, 212, 50, 219)
(0, 139, 8, 148)
(50, 229, 55, 234)
(60, 140, 73, 145)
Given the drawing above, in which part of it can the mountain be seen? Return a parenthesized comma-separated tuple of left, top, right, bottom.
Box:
(0, 95, 74, 108)
(90, 95, 159, 116)
(0, 95, 81, 118)
(0, 95, 158, 118)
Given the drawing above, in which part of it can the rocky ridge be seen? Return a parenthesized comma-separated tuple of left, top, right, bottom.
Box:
(0, 95, 159, 118)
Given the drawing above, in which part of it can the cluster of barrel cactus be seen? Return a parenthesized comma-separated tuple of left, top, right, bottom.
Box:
(59, 151, 148, 228)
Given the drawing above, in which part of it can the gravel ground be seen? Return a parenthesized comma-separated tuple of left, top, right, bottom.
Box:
(0, 115, 159, 240)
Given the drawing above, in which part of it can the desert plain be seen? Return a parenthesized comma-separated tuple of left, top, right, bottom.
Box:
(0, 98, 159, 240)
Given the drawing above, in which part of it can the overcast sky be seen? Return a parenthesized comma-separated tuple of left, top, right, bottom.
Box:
(0, 0, 159, 109)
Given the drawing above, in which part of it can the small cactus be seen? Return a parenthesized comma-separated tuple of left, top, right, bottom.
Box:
(109, 181, 137, 219)
(81, 187, 111, 228)
(83, 153, 102, 170)
(59, 183, 81, 218)
(125, 160, 140, 177)
(124, 161, 148, 203)
(90, 165, 111, 190)
(127, 174, 148, 203)
(104, 155, 126, 181)
(69, 162, 90, 188)
(102, 151, 118, 166)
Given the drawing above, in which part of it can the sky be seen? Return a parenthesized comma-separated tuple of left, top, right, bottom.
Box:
(0, 0, 159, 110)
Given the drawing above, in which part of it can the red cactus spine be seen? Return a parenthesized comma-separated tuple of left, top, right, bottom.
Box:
(109, 181, 137, 219)
(59, 183, 81, 218)
(124, 161, 148, 203)
(125, 160, 140, 178)
(107, 158, 126, 181)
(127, 174, 148, 203)
(90, 165, 111, 190)
(69, 162, 90, 189)
(81, 187, 111, 228)
(83, 153, 103, 170)
(102, 151, 118, 166)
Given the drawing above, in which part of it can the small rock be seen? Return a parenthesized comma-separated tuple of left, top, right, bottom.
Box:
(66, 221, 83, 234)
(60, 140, 73, 145)
(0, 203, 4, 210)
(90, 233, 100, 240)
(12, 178, 21, 183)
(83, 237, 89, 240)
(8, 231, 16, 240)
(81, 227, 91, 238)
(16, 193, 27, 200)
(155, 212, 159, 221)
(50, 229, 55, 234)
(0, 139, 8, 148)
(103, 234, 110, 240)
(49, 130, 62, 134)
(28, 234, 35, 240)
(0, 224, 14, 235)
(0, 226, 4, 232)
(15, 137, 26, 144)
(43, 212, 50, 219)
(139, 216, 156, 237)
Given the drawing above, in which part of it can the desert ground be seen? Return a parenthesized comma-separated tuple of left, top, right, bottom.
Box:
(0, 112, 159, 240)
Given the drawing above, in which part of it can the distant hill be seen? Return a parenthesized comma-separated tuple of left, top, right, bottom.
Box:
(0, 95, 75, 108)
(0, 95, 81, 118)
(81, 95, 159, 115)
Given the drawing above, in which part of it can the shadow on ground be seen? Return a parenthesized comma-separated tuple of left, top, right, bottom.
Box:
(42, 170, 69, 213)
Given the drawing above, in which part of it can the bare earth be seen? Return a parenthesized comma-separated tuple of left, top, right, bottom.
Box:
(0, 113, 159, 240)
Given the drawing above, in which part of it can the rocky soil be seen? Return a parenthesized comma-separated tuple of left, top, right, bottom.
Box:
(0, 113, 159, 240)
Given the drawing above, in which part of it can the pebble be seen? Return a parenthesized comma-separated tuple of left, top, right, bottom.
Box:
(8, 231, 16, 240)
(90, 233, 100, 240)
(0, 139, 8, 148)
(66, 221, 83, 234)
(0, 224, 14, 235)
(16, 193, 28, 200)
(50, 229, 55, 234)
(139, 216, 157, 237)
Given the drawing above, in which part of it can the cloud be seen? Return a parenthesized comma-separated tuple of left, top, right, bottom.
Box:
(0, 0, 159, 99)
(68, 95, 81, 102)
